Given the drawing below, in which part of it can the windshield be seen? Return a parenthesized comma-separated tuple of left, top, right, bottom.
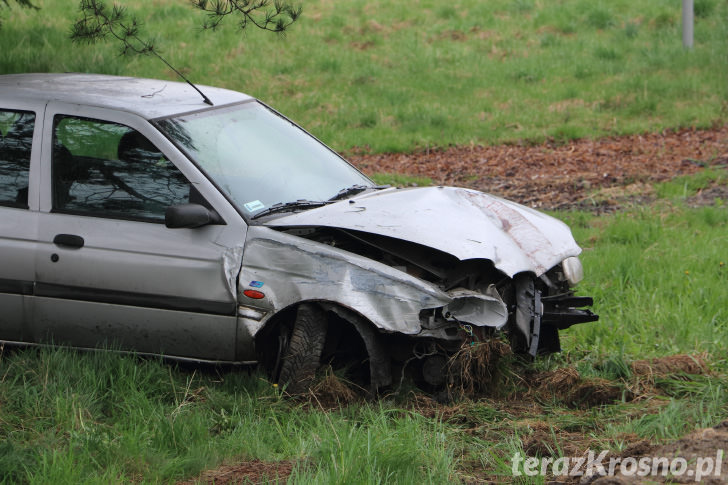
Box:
(157, 101, 373, 217)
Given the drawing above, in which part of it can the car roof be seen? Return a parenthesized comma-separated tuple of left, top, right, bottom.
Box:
(0, 73, 253, 119)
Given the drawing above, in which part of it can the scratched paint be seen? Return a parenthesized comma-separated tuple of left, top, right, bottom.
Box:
(238, 225, 513, 337)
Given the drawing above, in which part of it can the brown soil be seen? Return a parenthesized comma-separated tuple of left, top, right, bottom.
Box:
(631, 353, 709, 378)
(580, 421, 728, 484)
(349, 126, 728, 211)
(177, 460, 294, 484)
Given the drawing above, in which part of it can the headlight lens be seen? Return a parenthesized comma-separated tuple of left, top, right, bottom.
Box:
(562, 256, 584, 286)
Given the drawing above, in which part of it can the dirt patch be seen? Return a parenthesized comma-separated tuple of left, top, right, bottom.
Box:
(580, 420, 728, 484)
(569, 378, 628, 408)
(530, 367, 628, 408)
(445, 341, 629, 406)
(520, 420, 599, 459)
(525, 355, 709, 408)
(177, 459, 294, 485)
(349, 126, 728, 211)
(631, 354, 710, 378)
(687, 184, 728, 207)
(535, 366, 581, 398)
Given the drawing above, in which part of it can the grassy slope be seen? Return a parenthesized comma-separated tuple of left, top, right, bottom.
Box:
(565, 204, 728, 358)
(0, 0, 726, 153)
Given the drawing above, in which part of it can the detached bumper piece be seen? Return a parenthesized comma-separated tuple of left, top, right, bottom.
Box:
(515, 275, 599, 356)
(541, 294, 599, 329)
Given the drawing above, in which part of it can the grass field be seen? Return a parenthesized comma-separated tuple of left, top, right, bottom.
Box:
(1, 173, 726, 483)
(0, 0, 726, 153)
(1, 1, 727, 483)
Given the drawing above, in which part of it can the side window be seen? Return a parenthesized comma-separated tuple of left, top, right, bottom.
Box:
(0, 109, 34, 208)
(52, 115, 190, 222)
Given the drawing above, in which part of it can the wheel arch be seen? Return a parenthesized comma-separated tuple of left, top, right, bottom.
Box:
(254, 300, 392, 392)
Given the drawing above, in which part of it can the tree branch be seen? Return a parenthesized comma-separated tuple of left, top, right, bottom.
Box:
(191, 0, 301, 33)
(69, 0, 300, 104)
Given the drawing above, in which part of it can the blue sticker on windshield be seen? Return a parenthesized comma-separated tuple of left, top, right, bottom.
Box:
(249, 281, 264, 288)
(244, 200, 265, 212)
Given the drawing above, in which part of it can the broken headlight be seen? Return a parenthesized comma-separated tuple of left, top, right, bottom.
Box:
(562, 256, 584, 286)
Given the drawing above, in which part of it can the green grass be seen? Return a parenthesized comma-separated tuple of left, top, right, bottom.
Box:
(1, 0, 726, 153)
(0, 347, 460, 483)
(2, 345, 724, 483)
(560, 179, 728, 359)
(369, 173, 433, 187)
(654, 166, 728, 199)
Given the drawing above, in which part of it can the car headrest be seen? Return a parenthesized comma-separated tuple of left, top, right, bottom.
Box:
(117, 130, 161, 163)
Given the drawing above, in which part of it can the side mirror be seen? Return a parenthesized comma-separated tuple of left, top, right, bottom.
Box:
(165, 203, 223, 229)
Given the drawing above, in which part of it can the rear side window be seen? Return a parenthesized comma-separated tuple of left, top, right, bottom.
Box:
(52, 115, 191, 222)
(0, 109, 34, 208)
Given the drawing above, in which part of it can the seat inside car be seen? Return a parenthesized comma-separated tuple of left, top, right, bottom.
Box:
(117, 130, 162, 165)
(51, 142, 78, 209)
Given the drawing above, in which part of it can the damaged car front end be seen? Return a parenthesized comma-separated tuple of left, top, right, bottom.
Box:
(235, 187, 598, 393)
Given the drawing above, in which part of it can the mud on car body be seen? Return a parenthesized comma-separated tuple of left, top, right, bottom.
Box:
(0, 73, 597, 394)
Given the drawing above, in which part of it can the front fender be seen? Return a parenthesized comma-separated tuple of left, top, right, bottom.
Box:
(238, 226, 451, 335)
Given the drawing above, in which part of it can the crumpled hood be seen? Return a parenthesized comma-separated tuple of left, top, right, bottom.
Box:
(263, 186, 581, 277)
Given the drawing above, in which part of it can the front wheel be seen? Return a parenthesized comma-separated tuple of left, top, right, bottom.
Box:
(277, 303, 327, 394)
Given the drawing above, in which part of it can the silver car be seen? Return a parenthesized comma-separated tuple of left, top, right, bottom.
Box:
(0, 73, 597, 393)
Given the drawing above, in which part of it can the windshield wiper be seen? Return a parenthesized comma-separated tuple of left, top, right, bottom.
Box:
(328, 184, 389, 202)
(251, 200, 330, 220)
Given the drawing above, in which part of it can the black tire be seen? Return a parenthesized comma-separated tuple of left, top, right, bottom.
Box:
(278, 303, 327, 394)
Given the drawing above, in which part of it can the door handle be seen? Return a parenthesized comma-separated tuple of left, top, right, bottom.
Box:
(53, 234, 85, 249)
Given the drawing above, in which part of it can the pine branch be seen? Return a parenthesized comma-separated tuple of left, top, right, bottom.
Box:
(71, 0, 212, 105)
(70, 0, 155, 55)
(191, 0, 301, 34)
(68, 0, 300, 104)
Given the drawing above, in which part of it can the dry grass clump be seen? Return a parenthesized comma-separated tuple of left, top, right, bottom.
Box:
(569, 377, 628, 408)
(306, 368, 359, 406)
(533, 367, 627, 407)
(631, 353, 709, 378)
(534, 366, 580, 399)
(178, 460, 294, 485)
(519, 421, 598, 458)
(529, 354, 712, 408)
(622, 353, 710, 402)
(446, 338, 512, 399)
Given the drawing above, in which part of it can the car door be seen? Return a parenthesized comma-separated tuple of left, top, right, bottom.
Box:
(0, 102, 42, 342)
(31, 103, 246, 361)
